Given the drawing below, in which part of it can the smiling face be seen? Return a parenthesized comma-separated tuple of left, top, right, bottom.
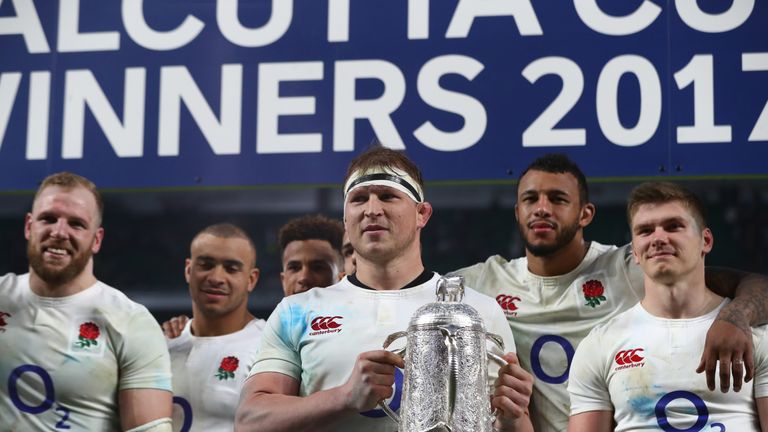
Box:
(630, 200, 712, 284)
(344, 184, 431, 265)
(515, 170, 594, 257)
(280, 239, 340, 296)
(185, 233, 259, 319)
(25, 185, 104, 287)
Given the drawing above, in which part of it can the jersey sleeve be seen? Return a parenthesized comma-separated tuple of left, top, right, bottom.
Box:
(567, 329, 613, 415)
(117, 307, 172, 392)
(752, 326, 768, 399)
(248, 300, 304, 380)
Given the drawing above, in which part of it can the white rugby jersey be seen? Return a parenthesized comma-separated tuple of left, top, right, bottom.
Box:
(568, 300, 768, 431)
(168, 317, 265, 432)
(249, 272, 516, 432)
(452, 242, 645, 432)
(0, 273, 172, 431)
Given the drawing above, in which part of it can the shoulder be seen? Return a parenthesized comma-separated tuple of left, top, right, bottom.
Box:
(245, 317, 267, 333)
(0, 273, 24, 302)
(451, 255, 522, 293)
(0, 272, 20, 286)
(589, 242, 627, 261)
(463, 286, 503, 313)
(453, 255, 511, 276)
(582, 242, 635, 272)
(279, 279, 349, 308)
(95, 282, 160, 329)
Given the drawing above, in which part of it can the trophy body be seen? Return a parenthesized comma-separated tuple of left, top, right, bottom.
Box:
(380, 276, 505, 432)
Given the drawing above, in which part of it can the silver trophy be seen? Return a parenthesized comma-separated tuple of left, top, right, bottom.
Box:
(379, 276, 506, 432)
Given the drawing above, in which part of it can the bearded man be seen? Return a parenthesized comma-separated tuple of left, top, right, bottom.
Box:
(0, 172, 172, 431)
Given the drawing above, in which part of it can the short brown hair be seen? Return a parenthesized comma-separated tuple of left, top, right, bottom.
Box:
(193, 223, 257, 266)
(627, 182, 707, 230)
(343, 145, 424, 191)
(521, 153, 589, 205)
(278, 215, 344, 253)
(35, 172, 104, 225)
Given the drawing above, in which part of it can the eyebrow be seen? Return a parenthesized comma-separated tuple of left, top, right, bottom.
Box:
(37, 211, 89, 225)
(633, 216, 687, 231)
(520, 188, 570, 197)
(196, 256, 245, 267)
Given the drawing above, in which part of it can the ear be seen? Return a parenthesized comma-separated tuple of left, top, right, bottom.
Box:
(416, 202, 433, 229)
(247, 268, 260, 293)
(579, 202, 596, 228)
(184, 258, 192, 284)
(91, 227, 105, 254)
(24, 213, 32, 240)
(701, 228, 714, 256)
(514, 204, 519, 222)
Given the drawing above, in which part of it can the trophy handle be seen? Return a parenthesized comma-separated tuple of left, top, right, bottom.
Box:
(486, 345, 509, 426)
(486, 332, 505, 351)
(379, 331, 408, 424)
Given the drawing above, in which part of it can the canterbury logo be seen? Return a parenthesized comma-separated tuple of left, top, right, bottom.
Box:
(496, 295, 520, 312)
(309, 316, 343, 335)
(614, 348, 645, 369)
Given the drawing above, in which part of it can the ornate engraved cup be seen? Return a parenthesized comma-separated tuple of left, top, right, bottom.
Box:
(379, 276, 506, 432)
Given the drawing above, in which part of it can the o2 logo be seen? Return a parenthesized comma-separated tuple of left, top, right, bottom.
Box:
(360, 368, 404, 418)
(7, 364, 72, 429)
(173, 396, 193, 432)
(530, 335, 575, 384)
(655, 391, 725, 432)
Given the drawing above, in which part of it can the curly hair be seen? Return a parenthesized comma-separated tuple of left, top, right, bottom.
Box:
(278, 215, 344, 253)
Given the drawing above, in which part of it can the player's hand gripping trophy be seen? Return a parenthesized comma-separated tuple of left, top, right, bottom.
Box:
(379, 276, 507, 432)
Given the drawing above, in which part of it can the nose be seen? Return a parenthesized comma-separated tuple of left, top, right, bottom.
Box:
(364, 195, 384, 217)
(49, 218, 70, 239)
(297, 266, 312, 286)
(650, 227, 668, 246)
(533, 196, 552, 216)
(207, 265, 226, 286)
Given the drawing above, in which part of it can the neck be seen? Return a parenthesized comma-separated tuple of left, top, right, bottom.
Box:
(640, 269, 722, 319)
(28, 261, 97, 298)
(355, 244, 424, 291)
(526, 237, 589, 277)
(191, 308, 254, 337)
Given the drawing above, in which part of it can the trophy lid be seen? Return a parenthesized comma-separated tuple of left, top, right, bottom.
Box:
(409, 276, 485, 330)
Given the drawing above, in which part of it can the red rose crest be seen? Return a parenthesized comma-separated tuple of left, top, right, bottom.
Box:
(77, 322, 100, 348)
(216, 356, 239, 380)
(582, 280, 606, 308)
(0, 311, 11, 333)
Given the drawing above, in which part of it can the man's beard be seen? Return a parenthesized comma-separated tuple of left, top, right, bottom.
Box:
(521, 220, 581, 257)
(27, 241, 93, 286)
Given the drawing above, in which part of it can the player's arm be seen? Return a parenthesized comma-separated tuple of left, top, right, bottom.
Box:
(698, 268, 768, 391)
(119, 388, 172, 431)
(706, 268, 768, 326)
(567, 410, 613, 432)
(235, 350, 403, 432)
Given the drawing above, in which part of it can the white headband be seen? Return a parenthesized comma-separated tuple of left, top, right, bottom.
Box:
(343, 166, 424, 204)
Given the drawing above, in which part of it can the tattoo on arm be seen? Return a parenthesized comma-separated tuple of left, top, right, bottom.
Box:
(709, 268, 768, 327)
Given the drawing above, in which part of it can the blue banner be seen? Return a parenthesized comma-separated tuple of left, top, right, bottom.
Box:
(1, 0, 767, 191)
